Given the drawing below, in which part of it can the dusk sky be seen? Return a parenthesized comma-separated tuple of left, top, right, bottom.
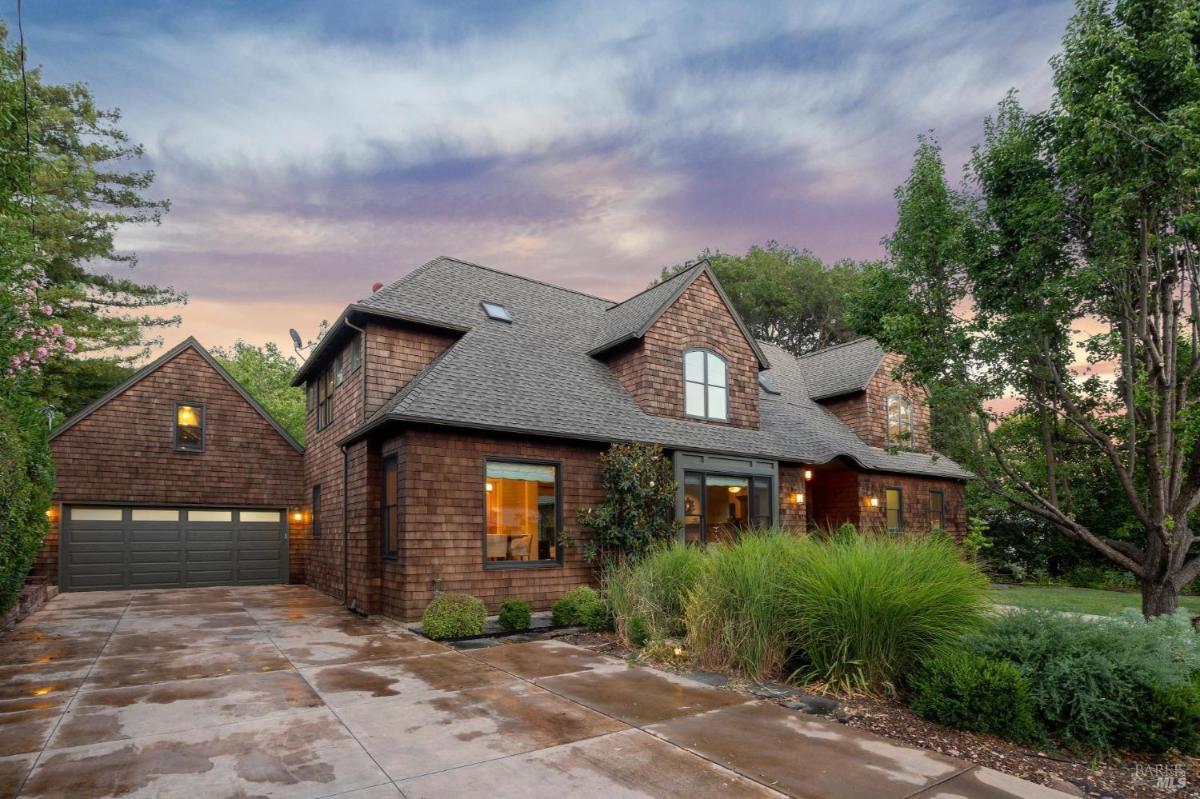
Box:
(10, 0, 1075, 357)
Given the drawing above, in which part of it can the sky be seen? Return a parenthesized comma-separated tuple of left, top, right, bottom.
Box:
(9, 0, 1076, 357)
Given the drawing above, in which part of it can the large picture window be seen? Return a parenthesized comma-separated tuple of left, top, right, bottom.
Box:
(885, 487, 903, 532)
(382, 456, 399, 559)
(683, 472, 773, 546)
(684, 349, 728, 421)
(886, 395, 914, 446)
(485, 460, 561, 566)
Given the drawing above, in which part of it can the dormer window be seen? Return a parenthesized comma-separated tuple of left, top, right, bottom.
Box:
(684, 349, 728, 421)
(887, 394, 914, 446)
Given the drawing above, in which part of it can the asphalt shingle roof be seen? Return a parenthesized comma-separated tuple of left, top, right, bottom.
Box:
(345, 257, 970, 481)
(796, 338, 887, 400)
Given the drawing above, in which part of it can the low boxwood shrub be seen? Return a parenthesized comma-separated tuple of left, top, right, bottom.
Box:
(606, 541, 704, 646)
(781, 530, 989, 694)
(965, 609, 1200, 750)
(421, 593, 486, 639)
(580, 595, 614, 632)
(1118, 674, 1200, 755)
(498, 599, 531, 632)
(909, 651, 1039, 742)
(552, 586, 600, 626)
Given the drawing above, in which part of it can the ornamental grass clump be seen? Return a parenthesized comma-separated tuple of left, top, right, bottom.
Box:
(781, 530, 989, 695)
(684, 530, 809, 680)
(606, 541, 705, 647)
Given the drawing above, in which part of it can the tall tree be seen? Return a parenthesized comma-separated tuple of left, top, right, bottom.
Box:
(0, 24, 182, 420)
(662, 242, 868, 356)
(213, 341, 306, 444)
(858, 0, 1200, 616)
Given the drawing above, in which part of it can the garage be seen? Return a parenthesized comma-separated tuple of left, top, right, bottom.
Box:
(59, 506, 289, 591)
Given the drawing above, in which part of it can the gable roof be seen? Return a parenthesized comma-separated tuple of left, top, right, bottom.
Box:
(796, 338, 887, 400)
(332, 258, 969, 481)
(587, 261, 770, 369)
(51, 337, 304, 453)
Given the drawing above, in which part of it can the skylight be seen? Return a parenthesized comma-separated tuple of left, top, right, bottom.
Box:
(758, 373, 781, 395)
(481, 301, 512, 322)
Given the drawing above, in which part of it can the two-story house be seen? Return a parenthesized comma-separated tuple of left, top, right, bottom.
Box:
(36, 256, 969, 617)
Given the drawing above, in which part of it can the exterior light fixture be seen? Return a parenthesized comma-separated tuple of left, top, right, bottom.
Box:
(292, 510, 304, 522)
(863, 495, 880, 508)
(792, 492, 804, 504)
(803, 469, 813, 481)
(486, 482, 494, 492)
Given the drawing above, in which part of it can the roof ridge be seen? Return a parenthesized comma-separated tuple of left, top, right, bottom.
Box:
(429, 256, 616, 305)
(794, 336, 878, 360)
(605, 261, 702, 311)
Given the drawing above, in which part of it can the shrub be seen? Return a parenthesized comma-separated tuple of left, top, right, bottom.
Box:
(1119, 675, 1200, 754)
(627, 614, 650, 648)
(552, 586, 600, 626)
(909, 651, 1039, 742)
(606, 541, 704, 646)
(497, 599, 531, 632)
(966, 609, 1200, 750)
(0, 396, 53, 614)
(580, 596, 614, 632)
(685, 530, 808, 679)
(781, 531, 989, 694)
(577, 442, 678, 561)
(421, 593, 486, 639)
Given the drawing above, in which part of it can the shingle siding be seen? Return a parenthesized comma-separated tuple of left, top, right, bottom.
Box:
(819, 352, 931, 451)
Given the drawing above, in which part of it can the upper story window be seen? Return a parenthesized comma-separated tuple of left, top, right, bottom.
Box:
(684, 349, 728, 421)
(316, 364, 335, 431)
(886, 394, 914, 446)
(174, 402, 205, 452)
(309, 336, 362, 430)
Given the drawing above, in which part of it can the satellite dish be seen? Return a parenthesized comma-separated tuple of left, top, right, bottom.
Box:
(289, 329, 305, 355)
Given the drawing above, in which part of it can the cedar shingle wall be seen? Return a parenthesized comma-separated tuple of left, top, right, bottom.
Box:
(819, 353, 931, 451)
(39, 347, 306, 585)
(605, 272, 760, 429)
(364, 323, 459, 417)
(389, 429, 603, 620)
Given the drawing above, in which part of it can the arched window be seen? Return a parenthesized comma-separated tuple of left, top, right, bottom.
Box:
(886, 394, 914, 446)
(684, 349, 728, 421)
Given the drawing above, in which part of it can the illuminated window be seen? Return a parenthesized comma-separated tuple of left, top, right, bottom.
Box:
(175, 403, 204, 452)
(885, 488, 903, 532)
(684, 349, 728, 421)
(485, 460, 560, 566)
(683, 472, 773, 546)
(887, 395, 914, 446)
(929, 490, 945, 531)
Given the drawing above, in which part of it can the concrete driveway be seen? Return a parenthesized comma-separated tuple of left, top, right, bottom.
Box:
(0, 585, 1070, 799)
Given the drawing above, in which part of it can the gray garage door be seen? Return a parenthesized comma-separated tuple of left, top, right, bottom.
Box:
(60, 506, 288, 591)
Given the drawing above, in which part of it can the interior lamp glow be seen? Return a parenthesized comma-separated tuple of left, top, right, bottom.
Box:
(176, 405, 200, 427)
(728, 486, 741, 494)
(486, 482, 494, 492)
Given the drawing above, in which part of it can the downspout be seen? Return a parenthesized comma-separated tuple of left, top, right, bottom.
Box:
(342, 317, 367, 612)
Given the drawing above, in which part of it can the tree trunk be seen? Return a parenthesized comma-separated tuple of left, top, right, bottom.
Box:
(1141, 575, 1179, 618)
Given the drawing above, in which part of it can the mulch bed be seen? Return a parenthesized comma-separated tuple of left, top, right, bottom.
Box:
(542, 630, 1199, 799)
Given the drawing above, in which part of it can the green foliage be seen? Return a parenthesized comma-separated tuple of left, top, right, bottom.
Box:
(0, 25, 181, 415)
(605, 541, 705, 646)
(0, 393, 53, 613)
(580, 596, 614, 632)
(909, 652, 1039, 742)
(965, 610, 1200, 750)
(421, 593, 486, 639)
(960, 518, 992, 563)
(684, 531, 807, 680)
(578, 443, 677, 562)
(497, 599, 531, 632)
(212, 340, 306, 444)
(781, 532, 989, 694)
(1120, 675, 1200, 755)
(551, 586, 601, 626)
(661, 242, 869, 356)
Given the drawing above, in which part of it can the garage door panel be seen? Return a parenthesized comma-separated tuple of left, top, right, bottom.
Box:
(62, 506, 286, 591)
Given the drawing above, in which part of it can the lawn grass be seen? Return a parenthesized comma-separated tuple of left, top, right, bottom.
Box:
(989, 584, 1200, 617)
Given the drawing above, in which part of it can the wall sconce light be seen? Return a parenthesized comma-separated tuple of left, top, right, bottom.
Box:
(863, 495, 879, 508)
(291, 509, 304, 523)
(803, 469, 814, 481)
(45, 506, 57, 521)
(791, 492, 804, 504)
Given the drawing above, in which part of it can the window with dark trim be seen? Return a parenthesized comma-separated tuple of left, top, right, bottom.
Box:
(349, 334, 363, 372)
(929, 489, 945, 531)
(312, 485, 322, 539)
(484, 459, 562, 567)
(382, 456, 399, 559)
(316, 364, 335, 431)
(174, 402, 205, 452)
(886, 395, 914, 446)
(684, 348, 728, 421)
(885, 487, 903, 532)
(683, 471, 774, 545)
